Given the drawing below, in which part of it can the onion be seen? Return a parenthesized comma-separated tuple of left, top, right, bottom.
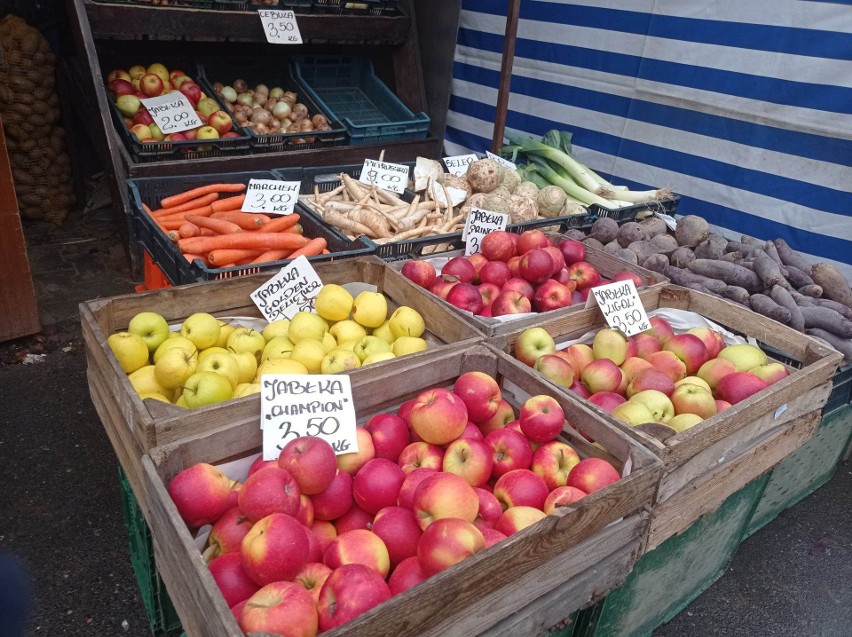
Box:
(272, 101, 291, 121)
(299, 120, 314, 132)
(268, 119, 281, 132)
(254, 92, 268, 107)
(212, 81, 224, 92)
(250, 109, 273, 126)
(280, 119, 292, 131)
(220, 86, 237, 103)
(269, 87, 284, 98)
(292, 103, 309, 119)
(233, 79, 248, 93)
(234, 112, 248, 125)
(236, 92, 253, 106)
(282, 91, 297, 105)
(254, 122, 270, 135)
(311, 114, 328, 127)
(255, 83, 269, 95)
(266, 97, 278, 109)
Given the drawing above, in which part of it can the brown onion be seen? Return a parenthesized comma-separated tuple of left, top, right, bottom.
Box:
(254, 93, 268, 107)
(254, 122, 270, 135)
(212, 81, 224, 92)
(299, 120, 314, 132)
(233, 79, 248, 93)
(272, 101, 291, 121)
(269, 87, 284, 98)
(250, 109, 273, 126)
(292, 103, 309, 119)
(236, 93, 253, 106)
(282, 91, 297, 105)
(255, 83, 270, 95)
(311, 114, 328, 127)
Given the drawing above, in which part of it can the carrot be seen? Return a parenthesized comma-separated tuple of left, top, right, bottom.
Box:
(211, 194, 246, 213)
(179, 222, 200, 238)
(200, 228, 216, 237)
(178, 232, 310, 254)
(166, 230, 180, 242)
(160, 218, 193, 231)
(151, 193, 219, 217)
(322, 248, 331, 254)
(185, 214, 243, 235)
(160, 183, 246, 209)
(208, 249, 264, 266)
(249, 249, 292, 264)
(261, 214, 301, 233)
(210, 211, 270, 230)
(286, 237, 327, 259)
(158, 205, 215, 223)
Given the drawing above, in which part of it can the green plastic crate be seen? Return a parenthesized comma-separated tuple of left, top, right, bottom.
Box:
(118, 465, 183, 637)
(745, 405, 852, 538)
(573, 475, 770, 637)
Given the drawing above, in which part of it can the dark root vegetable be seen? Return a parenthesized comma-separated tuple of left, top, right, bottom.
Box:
(589, 217, 618, 244)
(720, 286, 751, 306)
(582, 237, 605, 251)
(688, 259, 763, 292)
(674, 215, 709, 247)
(627, 240, 658, 264)
(613, 248, 638, 265)
(805, 328, 852, 362)
(649, 233, 678, 256)
(639, 216, 668, 238)
(800, 306, 852, 338)
(616, 222, 646, 248)
(810, 263, 852, 308)
(749, 294, 791, 324)
(642, 254, 669, 274)
(770, 285, 804, 332)
(670, 246, 695, 268)
(774, 239, 813, 274)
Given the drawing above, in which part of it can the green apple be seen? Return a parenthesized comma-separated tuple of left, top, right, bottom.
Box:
(154, 347, 198, 390)
(233, 383, 262, 398)
(197, 351, 241, 389)
(197, 346, 230, 364)
(153, 335, 197, 364)
(232, 350, 258, 385)
(716, 344, 767, 372)
(215, 321, 236, 349)
(329, 320, 366, 344)
(392, 336, 428, 357)
(353, 335, 392, 362)
(262, 336, 295, 362)
(321, 349, 362, 374)
(180, 312, 221, 350)
(182, 371, 233, 409)
(388, 306, 426, 339)
(227, 327, 266, 362)
(128, 311, 170, 354)
(116, 94, 141, 118)
(288, 312, 328, 343)
(370, 320, 395, 344)
(195, 125, 220, 140)
(667, 413, 703, 433)
(362, 351, 396, 365)
(196, 97, 220, 118)
(262, 319, 290, 341)
(107, 332, 150, 373)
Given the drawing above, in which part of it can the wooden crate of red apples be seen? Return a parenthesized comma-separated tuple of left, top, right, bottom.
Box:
(144, 344, 660, 637)
(398, 228, 666, 337)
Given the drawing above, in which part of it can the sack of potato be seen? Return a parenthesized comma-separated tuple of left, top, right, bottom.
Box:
(0, 15, 74, 224)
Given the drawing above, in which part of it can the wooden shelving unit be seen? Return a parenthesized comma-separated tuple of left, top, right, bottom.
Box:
(65, 0, 457, 278)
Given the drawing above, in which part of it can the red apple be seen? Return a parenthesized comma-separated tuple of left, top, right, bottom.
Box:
(588, 391, 627, 412)
(310, 520, 337, 554)
(516, 229, 550, 255)
(167, 462, 232, 528)
(397, 442, 444, 474)
(687, 327, 725, 360)
(493, 469, 549, 510)
(334, 503, 373, 534)
(316, 564, 391, 632)
(178, 80, 202, 105)
(715, 399, 733, 413)
(561, 343, 595, 375)
(507, 255, 522, 278)
(645, 316, 675, 344)
(241, 513, 309, 585)
(364, 413, 409, 463)
(139, 73, 164, 97)
(410, 387, 468, 445)
(568, 261, 601, 289)
(388, 556, 429, 595)
(494, 506, 547, 536)
(531, 441, 581, 490)
(664, 334, 709, 375)
(566, 458, 620, 494)
(473, 486, 503, 528)
(534, 354, 576, 389)
(446, 282, 484, 314)
(479, 305, 494, 318)
(323, 528, 390, 578)
(519, 248, 555, 285)
(412, 472, 479, 530)
(543, 486, 588, 514)
(479, 260, 512, 288)
(558, 239, 585, 265)
(491, 290, 533, 316)
(645, 350, 688, 383)
(697, 358, 738, 390)
(715, 372, 769, 405)
(581, 358, 624, 394)
(207, 507, 253, 560)
(543, 246, 566, 274)
(210, 552, 261, 607)
(458, 421, 485, 441)
(442, 256, 476, 283)
(107, 69, 132, 83)
(371, 506, 423, 568)
(401, 260, 437, 289)
(467, 252, 489, 282)
(612, 270, 643, 288)
(310, 469, 353, 521)
(533, 279, 574, 312)
(278, 436, 337, 495)
(108, 78, 136, 99)
(502, 277, 535, 301)
(207, 110, 233, 135)
(396, 467, 438, 508)
(477, 282, 502, 308)
(303, 522, 322, 562)
(478, 399, 516, 435)
(238, 467, 300, 522)
(748, 363, 791, 386)
(670, 383, 717, 419)
(519, 395, 565, 443)
(481, 527, 508, 547)
(570, 380, 592, 399)
(416, 518, 485, 575)
(442, 438, 493, 487)
(239, 580, 317, 637)
(353, 458, 406, 514)
(484, 428, 533, 477)
(293, 562, 332, 606)
(429, 274, 460, 300)
(626, 367, 676, 398)
(620, 356, 655, 384)
(453, 371, 502, 423)
(632, 333, 662, 359)
(248, 456, 278, 477)
(480, 230, 516, 262)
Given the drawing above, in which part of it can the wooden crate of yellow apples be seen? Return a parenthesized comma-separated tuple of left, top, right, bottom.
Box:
(81, 256, 483, 517)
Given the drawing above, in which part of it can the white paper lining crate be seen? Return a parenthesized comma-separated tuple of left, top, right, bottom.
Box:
(388, 243, 668, 338)
(80, 256, 482, 518)
(495, 284, 842, 550)
(142, 343, 662, 637)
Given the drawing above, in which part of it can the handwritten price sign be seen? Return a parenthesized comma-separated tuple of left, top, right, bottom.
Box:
(486, 150, 516, 170)
(463, 208, 509, 256)
(443, 153, 477, 176)
(139, 93, 203, 134)
(258, 10, 303, 44)
(589, 279, 651, 337)
(242, 179, 300, 215)
(260, 375, 358, 460)
(359, 159, 409, 194)
(250, 256, 323, 322)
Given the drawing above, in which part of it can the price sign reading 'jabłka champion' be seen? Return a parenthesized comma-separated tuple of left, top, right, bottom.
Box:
(589, 279, 651, 337)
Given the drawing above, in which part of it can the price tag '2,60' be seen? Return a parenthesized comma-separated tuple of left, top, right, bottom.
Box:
(139, 93, 203, 134)
(242, 179, 300, 215)
(259, 10, 303, 44)
(589, 279, 651, 337)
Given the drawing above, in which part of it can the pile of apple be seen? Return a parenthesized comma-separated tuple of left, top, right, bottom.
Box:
(106, 286, 429, 409)
(515, 317, 790, 434)
(401, 229, 641, 318)
(106, 63, 239, 143)
(166, 371, 622, 635)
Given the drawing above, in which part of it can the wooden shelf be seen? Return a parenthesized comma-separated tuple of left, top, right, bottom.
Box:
(83, 1, 411, 44)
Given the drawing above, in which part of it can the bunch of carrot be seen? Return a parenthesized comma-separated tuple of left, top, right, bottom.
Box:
(142, 182, 329, 268)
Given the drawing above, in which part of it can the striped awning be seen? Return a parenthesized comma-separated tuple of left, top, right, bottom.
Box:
(445, 0, 852, 278)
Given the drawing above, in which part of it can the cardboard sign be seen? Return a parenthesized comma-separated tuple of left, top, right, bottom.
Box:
(464, 208, 509, 256)
(250, 256, 323, 322)
(359, 159, 409, 194)
(442, 153, 478, 176)
(139, 93, 203, 134)
(588, 279, 651, 337)
(656, 211, 678, 231)
(242, 179, 300, 214)
(258, 9, 303, 44)
(486, 150, 516, 170)
(261, 375, 358, 460)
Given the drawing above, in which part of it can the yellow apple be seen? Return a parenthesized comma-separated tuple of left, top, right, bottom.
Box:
(255, 358, 309, 380)
(667, 413, 703, 433)
(182, 371, 233, 409)
(674, 376, 712, 393)
(232, 350, 259, 385)
(197, 351, 241, 389)
(321, 349, 362, 374)
(227, 327, 266, 362)
(262, 319, 290, 341)
(289, 339, 326, 374)
(107, 332, 150, 374)
(288, 312, 328, 343)
(153, 336, 197, 364)
(128, 311, 170, 353)
(362, 352, 396, 365)
(215, 321, 236, 349)
(370, 320, 395, 344)
(180, 312, 222, 350)
(154, 347, 198, 389)
(389, 306, 426, 339)
(233, 383, 262, 398)
(392, 336, 428, 357)
(336, 340, 358, 352)
(129, 365, 173, 401)
(352, 291, 388, 328)
(353, 335, 392, 362)
(315, 284, 354, 322)
(329, 320, 366, 344)
(262, 336, 295, 362)
(175, 394, 189, 408)
(138, 392, 171, 404)
(321, 332, 338, 354)
(198, 346, 230, 364)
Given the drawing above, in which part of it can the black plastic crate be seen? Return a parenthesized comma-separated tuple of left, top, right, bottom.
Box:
(197, 61, 347, 153)
(93, 0, 212, 7)
(293, 57, 430, 145)
(273, 160, 415, 193)
(312, 0, 399, 15)
(127, 170, 375, 286)
(100, 55, 252, 163)
(213, 1, 312, 12)
(589, 194, 680, 224)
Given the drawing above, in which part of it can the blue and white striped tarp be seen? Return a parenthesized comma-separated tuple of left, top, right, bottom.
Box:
(445, 0, 852, 279)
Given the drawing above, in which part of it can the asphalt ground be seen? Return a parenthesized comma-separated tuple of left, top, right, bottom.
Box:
(1, 208, 849, 636)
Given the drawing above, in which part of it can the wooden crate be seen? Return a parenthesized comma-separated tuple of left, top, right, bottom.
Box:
(81, 255, 482, 516)
(142, 343, 662, 637)
(495, 285, 842, 550)
(388, 243, 668, 338)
